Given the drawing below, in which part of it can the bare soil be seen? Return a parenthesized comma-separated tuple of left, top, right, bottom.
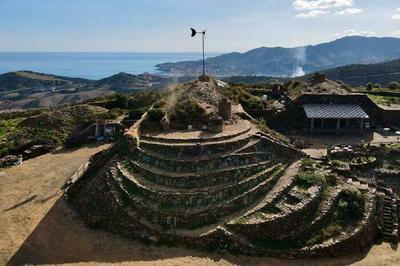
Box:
(1, 143, 399, 265)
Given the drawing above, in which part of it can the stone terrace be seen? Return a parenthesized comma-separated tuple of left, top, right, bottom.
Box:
(66, 80, 385, 257)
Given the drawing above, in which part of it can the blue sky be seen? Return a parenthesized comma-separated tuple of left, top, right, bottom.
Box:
(0, 0, 399, 52)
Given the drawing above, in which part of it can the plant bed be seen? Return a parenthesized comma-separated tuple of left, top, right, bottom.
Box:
(349, 156, 377, 170)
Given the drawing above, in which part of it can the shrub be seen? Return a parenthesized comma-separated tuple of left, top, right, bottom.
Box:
(301, 158, 317, 169)
(331, 159, 347, 168)
(147, 108, 165, 121)
(115, 93, 128, 109)
(366, 82, 374, 91)
(295, 171, 326, 189)
(169, 99, 206, 121)
(388, 81, 400, 90)
(326, 174, 338, 186)
(338, 188, 365, 221)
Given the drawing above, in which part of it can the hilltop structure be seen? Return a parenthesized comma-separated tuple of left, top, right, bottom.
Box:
(66, 77, 398, 257)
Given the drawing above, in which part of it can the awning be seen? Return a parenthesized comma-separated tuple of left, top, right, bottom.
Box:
(303, 104, 369, 119)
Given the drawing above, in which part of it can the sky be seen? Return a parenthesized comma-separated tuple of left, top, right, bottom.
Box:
(0, 0, 399, 52)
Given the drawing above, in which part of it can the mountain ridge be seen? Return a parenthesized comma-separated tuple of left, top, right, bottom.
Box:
(156, 36, 400, 77)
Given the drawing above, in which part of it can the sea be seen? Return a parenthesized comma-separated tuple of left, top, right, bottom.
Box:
(0, 52, 220, 80)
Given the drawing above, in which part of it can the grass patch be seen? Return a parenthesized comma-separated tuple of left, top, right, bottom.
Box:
(301, 158, 318, 169)
(295, 171, 326, 189)
(368, 95, 400, 106)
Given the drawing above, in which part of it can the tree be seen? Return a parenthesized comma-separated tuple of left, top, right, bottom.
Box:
(374, 83, 381, 89)
(115, 93, 128, 109)
(388, 81, 400, 90)
(366, 82, 374, 91)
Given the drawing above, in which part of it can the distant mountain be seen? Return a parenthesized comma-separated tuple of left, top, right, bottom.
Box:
(0, 71, 181, 110)
(156, 36, 400, 77)
(306, 59, 400, 87)
(94, 72, 174, 92)
(0, 71, 90, 91)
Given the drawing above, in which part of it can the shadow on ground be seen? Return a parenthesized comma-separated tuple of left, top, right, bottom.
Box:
(7, 197, 373, 266)
(51, 142, 112, 155)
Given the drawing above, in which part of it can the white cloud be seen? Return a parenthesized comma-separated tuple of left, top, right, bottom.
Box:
(392, 8, 400, 20)
(293, 0, 354, 11)
(296, 10, 330, 18)
(334, 29, 377, 38)
(335, 8, 362, 15)
(391, 31, 400, 37)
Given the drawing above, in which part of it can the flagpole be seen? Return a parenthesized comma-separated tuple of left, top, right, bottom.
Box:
(202, 32, 205, 76)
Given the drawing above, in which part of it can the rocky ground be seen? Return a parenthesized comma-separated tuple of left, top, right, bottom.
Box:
(0, 143, 399, 266)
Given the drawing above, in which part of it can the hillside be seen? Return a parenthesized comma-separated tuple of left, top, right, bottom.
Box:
(0, 71, 90, 91)
(305, 59, 400, 87)
(0, 71, 178, 111)
(94, 72, 173, 92)
(156, 36, 400, 77)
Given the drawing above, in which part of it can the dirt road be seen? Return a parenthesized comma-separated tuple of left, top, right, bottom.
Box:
(1, 143, 399, 265)
(0, 144, 110, 265)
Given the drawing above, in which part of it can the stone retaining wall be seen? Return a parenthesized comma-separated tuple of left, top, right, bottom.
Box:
(117, 163, 281, 208)
(297, 194, 378, 258)
(129, 159, 276, 188)
(139, 134, 257, 159)
(112, 164, 285, 229)
(229, 185, 323, 240)
(138, 149, 271, 173)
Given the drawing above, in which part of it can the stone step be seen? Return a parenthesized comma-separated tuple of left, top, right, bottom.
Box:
(128, 159, 276, 188)
(137, 148, 271, 173)
(272, 187, 343, 241)
(139, 129, 261, 159)
(233, 138, 263, 154)
(227, 184, 324, 240)
(111, 164, 286, 229)
(226, 160, 301, 227)
(116, 162, 282, 208)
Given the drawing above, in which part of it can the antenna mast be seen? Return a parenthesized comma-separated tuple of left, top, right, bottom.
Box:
(190, 28, 206, 76)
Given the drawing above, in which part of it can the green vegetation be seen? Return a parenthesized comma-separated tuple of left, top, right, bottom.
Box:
(220, 84, 266, 110)
(115, 93, 128, 109)
(301, 158, 318, 169)
(365, 82, 383, 91)
(338, 188, 365, 221)
(256, 118, 290, 145)
(147, 108, 165, 121)
(331, 159, 348, 168)
(295, 171, 326, 189)
(368, 94, 400, 106)
(326, 174, 338, 187)
(169, 98, 206, 121)
(366, 82, 374, 91)
(388, 81, 400, 90)
(350, 156, 376, 165)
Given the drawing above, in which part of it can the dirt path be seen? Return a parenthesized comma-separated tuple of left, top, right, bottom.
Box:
(1, 144, 399, 265)
(0, 144, 110, 265)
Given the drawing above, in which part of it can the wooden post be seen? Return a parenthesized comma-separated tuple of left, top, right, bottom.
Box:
(345, 119, 350, 129)
(336, 119, 340, 134)
(360, 119, 364, 132)
(310, 118, 315, 133)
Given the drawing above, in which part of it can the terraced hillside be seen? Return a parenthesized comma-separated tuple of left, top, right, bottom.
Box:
(65, 79, 388, 258)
